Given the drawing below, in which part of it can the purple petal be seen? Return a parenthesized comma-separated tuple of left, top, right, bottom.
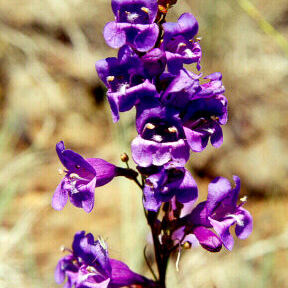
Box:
(103, 22, 126, 49)
(52, 180, 68, 210)
(206, 177, 232, 215)
(86, 158, 117, 187)
(143, 185, 162, 211)
(72, 231, 112, 276)
(173, 169, 198, 204)
(142, 48, 167, 77)
(193, 226, 222, 252)
(107, 80, 158, 123)
(111, 0, 158, 24)
(55, 259, 67, 284)
(184, 126, 209, 152)
(235, 207, 253, 240)
(209, 217, 236, 251)
(80, 177, 96, 213)
(110, 259, 153, 287)
(104, 22, 159, 52)
(172, 227, 199, 248)
(163, 13, 199, 47)
(210, 122, 223, 148)
(69, 177, 96, 213)
(55, 255, 77, 285)
(133, 24, 159, 52)
(56, 141, 95, 175)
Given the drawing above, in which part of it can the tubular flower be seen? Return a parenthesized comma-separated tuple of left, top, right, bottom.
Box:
(104, 0, 159, 52)
(161, 70, 227, 152)
(96, 45, 148, 122)
(188, 176, 253, 250)
(161, 13, 201, 73)
(55, 231, 154, 288)
(52, 141, 117, 213)
(139, 165, 198, 211)
(131, 101, 190, 167)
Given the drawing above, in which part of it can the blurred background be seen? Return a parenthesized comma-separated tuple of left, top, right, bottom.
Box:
(0, 0, 287, 287)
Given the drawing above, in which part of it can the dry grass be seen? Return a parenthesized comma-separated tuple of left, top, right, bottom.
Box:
(0, 0, 287, 287)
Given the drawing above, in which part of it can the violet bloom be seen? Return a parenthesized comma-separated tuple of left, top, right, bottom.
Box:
(96, 45, 155, 122)
(161, 71, 227, 152)
(104, 0, 159, 52)
(161, 13, 202, 74)
(172, 226, 222, 252)
(161, 69, 201, 108)
(188, 176, 253, 250)
(182, 92, 228, 152)
(55, 231, 153, 288)
(52, 141, 117, 213)
(131, 101, 190, 167)
(139, 165, 198, 211)
(141, 48, 167, 78)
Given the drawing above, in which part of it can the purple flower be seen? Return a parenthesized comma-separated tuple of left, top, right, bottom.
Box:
(188, 176, 253, 250)
(172, 226, 222, 252)
(139, 165, 198, 211)
(131, 101, 190, 167)
(104, 0, 159, 52)
(52, 141, 117, 213)
(96, 45, 154, 122)
(141, 48, 167, 78)
(182, 93, 228, 152)
(161, 69, 201, 108)
(161, 70, 227, 152)
(162, 13, 201, 73)
(55, 231, 153, 288)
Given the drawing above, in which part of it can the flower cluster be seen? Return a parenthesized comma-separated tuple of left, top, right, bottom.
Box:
(96, 0, 228, 212)
(56, 231, 153, 288)
(53, 1, 252, 287)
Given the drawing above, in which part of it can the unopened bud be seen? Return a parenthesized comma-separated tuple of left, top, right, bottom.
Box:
(158, 5, 168, 14)
(120, 153, 129, 163)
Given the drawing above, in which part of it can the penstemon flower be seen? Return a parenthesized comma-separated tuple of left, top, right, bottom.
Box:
(53, 1, 253, 287)
(55, 231, 154, 288)
(104, 0, 159, 52)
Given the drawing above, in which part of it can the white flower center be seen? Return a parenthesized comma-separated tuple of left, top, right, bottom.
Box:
(227, 214, 244, 227)
(126, 11, 139, 22)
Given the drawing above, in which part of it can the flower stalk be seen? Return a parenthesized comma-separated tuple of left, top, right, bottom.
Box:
(51, 1, 253, 287)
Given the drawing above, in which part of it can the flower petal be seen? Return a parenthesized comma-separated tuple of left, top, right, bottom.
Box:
(110, 259, 153, 287)
(52, 180, 68, 210)
(206, 176, 232, 215)
(209, 217, 236, 251)
(86, 158, 117, 187)
(56, 141, 95, 175)
(235, 207, 253, 240)
(184, 126, 209, 152)
(193, 226, 222, 252)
